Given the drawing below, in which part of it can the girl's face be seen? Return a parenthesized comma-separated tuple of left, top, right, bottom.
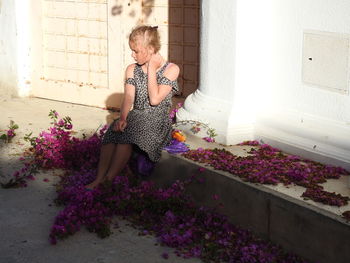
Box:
(129, 36, 153, 65)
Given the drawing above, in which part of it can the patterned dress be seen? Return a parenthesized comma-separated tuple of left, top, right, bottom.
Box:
(102, 62, 179, 162)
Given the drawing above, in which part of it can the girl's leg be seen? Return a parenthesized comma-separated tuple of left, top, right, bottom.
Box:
(86, 143, 116, 189)
(105, 143, 133, 182)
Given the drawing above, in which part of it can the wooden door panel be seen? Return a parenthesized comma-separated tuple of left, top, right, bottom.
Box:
(34, 0, 112, 107)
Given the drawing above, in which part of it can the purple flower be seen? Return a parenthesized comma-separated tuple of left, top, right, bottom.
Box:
(65, 124, 73, 130)
(161, 252, 169, 259)
(190, 126, 201, 134)
(202, 137, 215, 143)
(57, 119, 65, 127)
(7, 129, 15, 138)
(212, 194, 219, 201)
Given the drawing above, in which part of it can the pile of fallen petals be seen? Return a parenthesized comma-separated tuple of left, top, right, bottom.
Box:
(51, 175, 311, 262)
(301, 188, 349, 207)
(5, 110, 350, 262)
(182, 142, 350, 207)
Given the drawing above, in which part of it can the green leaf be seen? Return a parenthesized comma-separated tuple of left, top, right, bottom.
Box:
(24, 132, 33, 140)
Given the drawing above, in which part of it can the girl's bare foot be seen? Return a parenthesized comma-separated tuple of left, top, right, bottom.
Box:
(85, 179, 102, 190)
(105, 175, 114, 183)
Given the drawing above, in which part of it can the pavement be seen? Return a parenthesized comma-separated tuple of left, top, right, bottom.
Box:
(0, 97, 201, 263)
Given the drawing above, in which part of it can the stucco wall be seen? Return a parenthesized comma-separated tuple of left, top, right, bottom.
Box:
(234, 0, 350, 121)
(240, 0, 350, 165)
(0, 0, 18, 98)
(265, 0, 350, 121)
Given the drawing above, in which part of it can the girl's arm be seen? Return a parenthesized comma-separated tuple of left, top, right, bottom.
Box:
(147, 54, 180, 106)
(115, 64, 136, 132)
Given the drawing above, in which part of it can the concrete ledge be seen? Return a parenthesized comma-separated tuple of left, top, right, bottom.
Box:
(256, 135, 350, 176)
(255, 110, 350, 169)
(150, 152, 350, 263)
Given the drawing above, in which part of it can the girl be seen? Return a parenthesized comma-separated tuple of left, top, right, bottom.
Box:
(86, 25, 180, 189)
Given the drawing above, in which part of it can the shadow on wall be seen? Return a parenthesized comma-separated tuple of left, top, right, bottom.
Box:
(110, 0, 155, 18)
(104, 92, 123, 124)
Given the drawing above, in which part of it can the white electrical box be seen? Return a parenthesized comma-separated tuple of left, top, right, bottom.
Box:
(302, 31, 349, 94)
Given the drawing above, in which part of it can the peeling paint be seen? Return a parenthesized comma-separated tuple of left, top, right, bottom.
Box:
(41, 76, 105, 89)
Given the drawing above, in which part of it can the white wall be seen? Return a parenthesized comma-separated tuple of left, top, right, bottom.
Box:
(239, 0, 350, 167)
(200, 0, 237, 101)
(177, 0, 244, 145)
(264, 0, 350, 120)
(0, 0, 18, 98)
(0, 0, 33, 98)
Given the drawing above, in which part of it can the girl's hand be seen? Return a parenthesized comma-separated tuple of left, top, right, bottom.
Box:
(114, 119, 127, 132)
(149, 53, 164, 70)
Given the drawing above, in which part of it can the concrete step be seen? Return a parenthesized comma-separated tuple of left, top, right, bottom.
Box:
(150, 143, 350, 263)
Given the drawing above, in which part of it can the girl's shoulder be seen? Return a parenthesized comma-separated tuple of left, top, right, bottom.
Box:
(165, 62, 179, 71)
(125, 63, 137, 78)
(163, 62, 180, 80)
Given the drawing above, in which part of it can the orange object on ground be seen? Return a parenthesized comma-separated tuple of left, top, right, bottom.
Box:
(172, 130, 186, 142)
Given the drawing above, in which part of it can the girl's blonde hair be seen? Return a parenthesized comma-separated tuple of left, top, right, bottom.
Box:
(129, 25, 161, 53)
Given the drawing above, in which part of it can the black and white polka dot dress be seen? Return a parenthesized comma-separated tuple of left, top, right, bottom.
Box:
(102, 62, 179, 162)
